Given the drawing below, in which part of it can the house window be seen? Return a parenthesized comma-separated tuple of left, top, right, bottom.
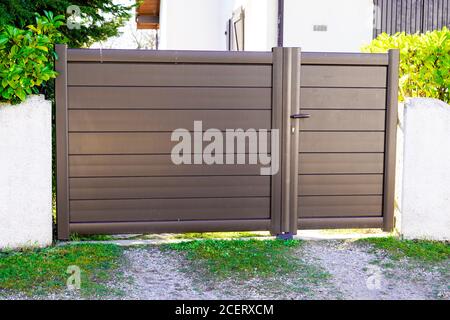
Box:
(227, 7, 245, 51)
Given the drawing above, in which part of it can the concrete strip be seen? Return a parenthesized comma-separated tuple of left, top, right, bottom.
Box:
(59, 230, 390, 247)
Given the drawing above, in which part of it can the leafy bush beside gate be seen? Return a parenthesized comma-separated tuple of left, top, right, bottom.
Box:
(362, 27, 450, 104)
(0, 11, 65, 104)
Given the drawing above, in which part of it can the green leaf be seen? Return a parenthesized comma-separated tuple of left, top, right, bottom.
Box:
(36, 45, 48, 52)
(15, 88, 26, 101)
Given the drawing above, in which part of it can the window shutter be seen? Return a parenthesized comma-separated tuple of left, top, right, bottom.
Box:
(229, 7, 245, 51)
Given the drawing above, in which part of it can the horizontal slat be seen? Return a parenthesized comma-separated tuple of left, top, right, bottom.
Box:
(70, 133, 174, 154)
(301, 52, 389, 65)
(68, 87, 272, 109)
(69, 155, 264, 177)
(68, 63, 272, 87)
(301, 65, 387, 88)
(69, 132, 269, 155)
(300, 88, 386, 110)
(70, 198, 271, 222)
(299, 132, 385, 153)
(69, 110, 271, 132)
(298, 196, 383, 218)
(299, 110, 385, 131)
(298, 217, 383, 230)
(298, 175, 383, 196)
(70, 176, 270, 199)
(299, 153, 384, 174)
(67, 49, 273, 64)
(70, 219, 272, 235)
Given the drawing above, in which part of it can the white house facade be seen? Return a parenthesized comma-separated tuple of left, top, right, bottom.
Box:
(156, 0, 374, 52)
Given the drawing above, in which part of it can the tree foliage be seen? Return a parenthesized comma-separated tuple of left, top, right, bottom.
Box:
(0, 0, 133, 48)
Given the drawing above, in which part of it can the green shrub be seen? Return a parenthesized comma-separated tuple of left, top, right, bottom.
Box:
(0, 11, 65, 104)
(362, 27, 450, 104)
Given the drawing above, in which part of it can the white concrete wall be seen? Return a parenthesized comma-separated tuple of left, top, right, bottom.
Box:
(283, 0, 374, 52)
(398, 98, 450, 241)
(0, 95, 52, 249)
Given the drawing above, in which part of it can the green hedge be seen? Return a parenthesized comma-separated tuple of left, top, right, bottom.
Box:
(0, 11, 65, 104)
(362, 27, 450, 104)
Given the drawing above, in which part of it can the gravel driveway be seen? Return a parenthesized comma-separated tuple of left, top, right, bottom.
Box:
(1, 239, 448, 300)
(111, 240, 449, 300)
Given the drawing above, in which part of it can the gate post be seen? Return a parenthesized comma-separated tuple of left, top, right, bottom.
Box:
(271, 47, 301, 238)
(55, 44, 70, 240)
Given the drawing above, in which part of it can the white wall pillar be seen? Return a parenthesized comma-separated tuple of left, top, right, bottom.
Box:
(0, 95, 52, 249)
(398, 98, 450, 240)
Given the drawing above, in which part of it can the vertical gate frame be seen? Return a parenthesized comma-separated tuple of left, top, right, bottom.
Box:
(271, 47, 301, 236)
(383, 49, 400, 231)
(55, 44, 70, 240)
(270, 48, 283, 235)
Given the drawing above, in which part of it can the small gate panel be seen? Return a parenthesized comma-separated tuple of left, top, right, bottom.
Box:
(297, 52, 399, 230)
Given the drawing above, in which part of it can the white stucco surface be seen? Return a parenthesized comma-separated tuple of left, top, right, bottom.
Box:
(399, 98, 450, 240)
(159, 0, 233, 50)
(0, 95, 52, 249)
(158, 0, 374, 52)
(159, 0, 277, 51)
(232, 0, 278, 51)
(283, 0, 374, 52)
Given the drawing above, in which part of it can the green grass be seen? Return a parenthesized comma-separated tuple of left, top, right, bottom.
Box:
(0, 244, 122, 296)
(162, 239, 302, 278)
(69, 233, 114, 241)
(169, 232, 268, 240)
(359, 236, 450, 262)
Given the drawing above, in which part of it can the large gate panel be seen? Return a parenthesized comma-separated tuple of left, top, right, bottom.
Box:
(56, 46, 280, 239)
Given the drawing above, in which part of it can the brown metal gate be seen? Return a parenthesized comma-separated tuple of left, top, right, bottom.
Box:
(55, 45, 398, 239)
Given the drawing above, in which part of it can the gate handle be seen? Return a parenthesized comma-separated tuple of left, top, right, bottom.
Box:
(290, 113, 311, 119)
